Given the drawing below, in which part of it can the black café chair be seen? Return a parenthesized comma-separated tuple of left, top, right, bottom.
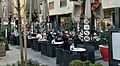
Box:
(84, 45, 95, 63)
(33, 39, 41, 51)
(56, 48, 63, 65)
(47, 43, 56, 57)
(37, 41, 41, 51)
(62, 49, 72, 66)
(26, 38, 31, 48)
(32, 39, 37, 50)
(70, 52, 81, 63)
(41, 41, 47, 55)
(62, 49, 81, 66)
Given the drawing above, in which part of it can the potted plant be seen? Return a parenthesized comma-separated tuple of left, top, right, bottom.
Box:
(98, 31, 109, 62)
(7, 59, 47, 66)
(69, 60, 83, 66)
(0, 37, 6, 57)
(89, 63, 102, 66)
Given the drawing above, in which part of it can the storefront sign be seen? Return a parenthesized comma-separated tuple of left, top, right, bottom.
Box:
(112, 32, 120, 61)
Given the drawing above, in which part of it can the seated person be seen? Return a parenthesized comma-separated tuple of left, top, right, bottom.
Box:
(51, 33, 63, 44)
(31, 34, 36, 37)
(73, 33, 81, 47)
(55, 33, 63, 42)
(47, 32, 54, 43)
(35, 32, 42, 41)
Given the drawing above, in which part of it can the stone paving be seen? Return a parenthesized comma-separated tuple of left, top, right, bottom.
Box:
(0, 45, 108, 66)
(0, 45, 57, 66)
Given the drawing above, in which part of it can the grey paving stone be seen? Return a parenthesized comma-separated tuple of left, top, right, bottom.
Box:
(0, 45, 108, 66)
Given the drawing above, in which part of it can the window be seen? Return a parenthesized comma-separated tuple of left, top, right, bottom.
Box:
(60, 0, 67, 7)
(60, 17, 72, 30)
(49, 2, 54, 10)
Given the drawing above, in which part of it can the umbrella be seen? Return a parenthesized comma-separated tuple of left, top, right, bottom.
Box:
(91, 0, 104, 19)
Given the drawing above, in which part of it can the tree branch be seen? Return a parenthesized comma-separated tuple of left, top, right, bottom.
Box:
(20, 5, 25, 10)
(8, 0, 18, 11)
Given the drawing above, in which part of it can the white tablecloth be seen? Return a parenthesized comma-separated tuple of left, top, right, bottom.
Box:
(70, 48, 86, 52)
(51, 39, 63, 45)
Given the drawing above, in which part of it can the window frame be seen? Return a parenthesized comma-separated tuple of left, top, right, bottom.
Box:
(60, 0, 67, 7)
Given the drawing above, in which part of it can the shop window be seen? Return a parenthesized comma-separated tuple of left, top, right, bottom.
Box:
(60, 0, 67, 7)
(60, 17, 73, 30)
(49, 2, 54, 10)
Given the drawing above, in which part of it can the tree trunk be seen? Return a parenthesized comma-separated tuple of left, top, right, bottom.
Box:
(23, 0, 28, 66)
(17, 0, 24, 66)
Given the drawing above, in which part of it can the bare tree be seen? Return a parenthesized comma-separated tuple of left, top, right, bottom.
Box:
(8, 0, 24, 66)
(23, 0, 27, 66)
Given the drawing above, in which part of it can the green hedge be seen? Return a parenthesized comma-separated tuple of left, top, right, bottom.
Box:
(69, 60, 102, 66)
(7, 59, 47, 66)
(0, 36, 9, 51)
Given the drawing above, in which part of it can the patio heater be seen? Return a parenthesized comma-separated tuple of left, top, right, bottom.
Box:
(8, 13, 12, 35)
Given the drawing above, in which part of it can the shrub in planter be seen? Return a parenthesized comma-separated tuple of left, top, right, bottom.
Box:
(4, 39, 9, 51)
(26, 59, 40, 66)
(0, 36, 9, 51)
(69, 60, 83, 66)
(0, 37, 6, 57)
(0, 31, 9, 50)
(83, 61, 91, 66)
(69, 60, 103, 66)
(98, 31, 109, 46)
(8, 59, 47, 66)
(89, 63, 102, 66)
(94, 63, 102, 66)
(93, 30, 109, 62)
(98, 31, 109, 62)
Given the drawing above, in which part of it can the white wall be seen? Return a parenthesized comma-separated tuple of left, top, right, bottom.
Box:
(102, 0, 120, 9)
(48, 0, 74, 15)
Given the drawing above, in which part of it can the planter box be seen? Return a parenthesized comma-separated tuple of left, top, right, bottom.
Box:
(46, 43, 56, 57)
(99, 45, 109, 62)
(0, 44, 6, 57)
(41, 41, 47, 56)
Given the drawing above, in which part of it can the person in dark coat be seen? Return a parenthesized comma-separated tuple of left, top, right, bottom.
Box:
(62, 31, 69, 50)
(47, 32, 54, 43)
(73, 32, 81, 47)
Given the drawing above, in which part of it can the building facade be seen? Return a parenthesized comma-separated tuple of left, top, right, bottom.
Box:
(1, 0, 119, 32)
(102, 0, 120, 28)
(0, 0, 13, 30)
(47, 0, 75, 31)
(48, 0, 74, 15)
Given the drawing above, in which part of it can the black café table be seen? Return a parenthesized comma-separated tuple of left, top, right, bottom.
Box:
(27, 36, 40, 51)
(70, 47, 87, 61)
(46, 40, 64, 57)
(51, 39, 63, 47)
(46, 42, 56, 57)
(71, 45, 95, 63)
(32, 38, 40, 51)
(27, 37, 40, 51)
(27, 36, 36, 48)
